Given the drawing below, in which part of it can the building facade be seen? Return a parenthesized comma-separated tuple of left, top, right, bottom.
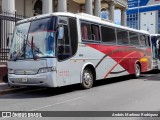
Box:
(0, 0, 127, 24)
(127, 0, 160, 34)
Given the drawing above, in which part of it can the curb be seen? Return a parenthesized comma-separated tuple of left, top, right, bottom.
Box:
(0, 83, 7, 86)
(0, 88, 22, 95)
(0, 83, 45, 95)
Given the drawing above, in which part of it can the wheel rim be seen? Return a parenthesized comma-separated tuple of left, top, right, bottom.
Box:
(83, 69, 93, 88)
(135, 64, 140, 77)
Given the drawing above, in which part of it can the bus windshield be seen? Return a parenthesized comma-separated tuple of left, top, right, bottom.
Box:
(9, 16, 57, 60)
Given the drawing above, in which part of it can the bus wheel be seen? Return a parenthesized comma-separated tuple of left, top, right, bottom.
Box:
(81, 68, 93, 89)
(135, 63, 141, 78)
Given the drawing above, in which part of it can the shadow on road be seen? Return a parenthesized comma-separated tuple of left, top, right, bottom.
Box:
(141, 70, 160, 81)
(1, 70, 160, 99)
(93, 75, 132, 87)
(0, 75, 134, 99)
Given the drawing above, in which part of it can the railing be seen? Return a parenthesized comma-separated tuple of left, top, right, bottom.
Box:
(0, 10, 27, 62)
(0, 49, 10, 62)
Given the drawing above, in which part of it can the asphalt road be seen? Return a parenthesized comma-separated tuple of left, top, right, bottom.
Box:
(0, 71, 160, 120)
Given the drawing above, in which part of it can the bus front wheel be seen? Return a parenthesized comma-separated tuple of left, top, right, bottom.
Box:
(81, 68, 93, 89)
(135, 63, 141, 78)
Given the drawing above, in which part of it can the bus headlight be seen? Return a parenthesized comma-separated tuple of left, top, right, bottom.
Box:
(8, 68, 14, 74)
(38, 67, 56, 73)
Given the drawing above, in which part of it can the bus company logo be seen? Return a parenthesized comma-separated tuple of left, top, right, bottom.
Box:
(23, 71, 27, 75)
(2, 112, 11, 118)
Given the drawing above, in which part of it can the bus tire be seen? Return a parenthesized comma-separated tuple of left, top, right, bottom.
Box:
(81, 68, 93, 89)
(135, 63, 141, 78)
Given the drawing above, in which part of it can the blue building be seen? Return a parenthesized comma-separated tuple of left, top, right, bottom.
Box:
(127, 0, 160, 34)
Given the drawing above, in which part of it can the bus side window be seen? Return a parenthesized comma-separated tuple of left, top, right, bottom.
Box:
(57, 25, 71, 61)
(91, 24, 100, 41)
(129, 32, 139, 46)
(101, 26, 116, 43)
(157, 39, 160, 59)
(69, 17, 78, 56)
(140, 35, 146, 47)
(117, 29, 129, 45)
(81, 25, 88, 40)
(146, 35, 151, 47)
(81, 22, 91, 40)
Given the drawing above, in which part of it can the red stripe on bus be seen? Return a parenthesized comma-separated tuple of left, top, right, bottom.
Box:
(104, 51, 137, 78)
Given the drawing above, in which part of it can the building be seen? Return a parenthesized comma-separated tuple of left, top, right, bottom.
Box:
(0, 0, 127, 23)
(127, 0, 160, 34)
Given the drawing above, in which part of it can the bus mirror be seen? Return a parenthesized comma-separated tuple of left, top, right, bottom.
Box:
(58, 26, 64, 40)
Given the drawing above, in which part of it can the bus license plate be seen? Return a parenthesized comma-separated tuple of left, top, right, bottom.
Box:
(22, 78, 28, 83)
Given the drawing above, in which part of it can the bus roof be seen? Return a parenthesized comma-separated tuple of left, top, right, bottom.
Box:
(150, 34, 160, 37)
(17, 12, 149, 35)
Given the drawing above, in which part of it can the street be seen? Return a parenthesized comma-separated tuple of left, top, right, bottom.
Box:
(0, 71, 160, 120)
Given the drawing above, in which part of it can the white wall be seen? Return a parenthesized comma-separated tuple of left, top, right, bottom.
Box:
(15, 0, 34, 17)
(140, 11, 158, 34)
(68, 0, 80, 13)
(15, 0, 24, 14)
(25, 0, 34, 17)
(147, 0, 160, 5)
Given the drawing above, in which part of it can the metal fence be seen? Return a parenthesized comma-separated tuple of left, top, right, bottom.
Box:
(0, 10, 27, 62)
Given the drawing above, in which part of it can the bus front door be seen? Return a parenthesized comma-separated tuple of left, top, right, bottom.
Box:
(56, 25, 72, 86)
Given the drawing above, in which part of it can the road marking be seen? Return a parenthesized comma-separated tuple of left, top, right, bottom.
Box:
(142, 74, 152, 77)
(0, 96, 86, 119)
(30, 95, 86, 111)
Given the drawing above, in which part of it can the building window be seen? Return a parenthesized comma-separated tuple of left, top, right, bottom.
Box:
(127, 14, 138, 29)
(34, 0, 42, 16)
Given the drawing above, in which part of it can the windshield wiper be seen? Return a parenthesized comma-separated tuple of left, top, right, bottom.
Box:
(31, 36, 37, 60)
(13, 46, 25, 61)
(31, 36, 42, 60)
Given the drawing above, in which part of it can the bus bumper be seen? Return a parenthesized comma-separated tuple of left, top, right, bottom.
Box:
(8, 72, 57, 88)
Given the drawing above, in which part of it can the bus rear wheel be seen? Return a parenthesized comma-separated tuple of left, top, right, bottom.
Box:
(81, 68, 93, 89)
(135, 63, 141, 78)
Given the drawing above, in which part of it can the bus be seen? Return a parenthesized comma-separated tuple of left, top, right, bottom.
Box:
(151, 34, 160, 70)
(8, 12, 152, 89)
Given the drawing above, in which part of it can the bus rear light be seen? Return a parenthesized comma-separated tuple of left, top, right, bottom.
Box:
(140, 57, 148, 62)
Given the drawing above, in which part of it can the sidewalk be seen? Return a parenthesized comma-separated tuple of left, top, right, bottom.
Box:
(0, 66, 27, 94)
(0, 83, 22, 95)
(0, 63, 7, 83)
(0, 63, 10, 94)
(0, 82, 8, 90)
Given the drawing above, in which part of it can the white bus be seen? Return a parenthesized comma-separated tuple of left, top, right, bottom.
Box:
(151, 34, 160, 70)
(8, 12, 152, 89)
